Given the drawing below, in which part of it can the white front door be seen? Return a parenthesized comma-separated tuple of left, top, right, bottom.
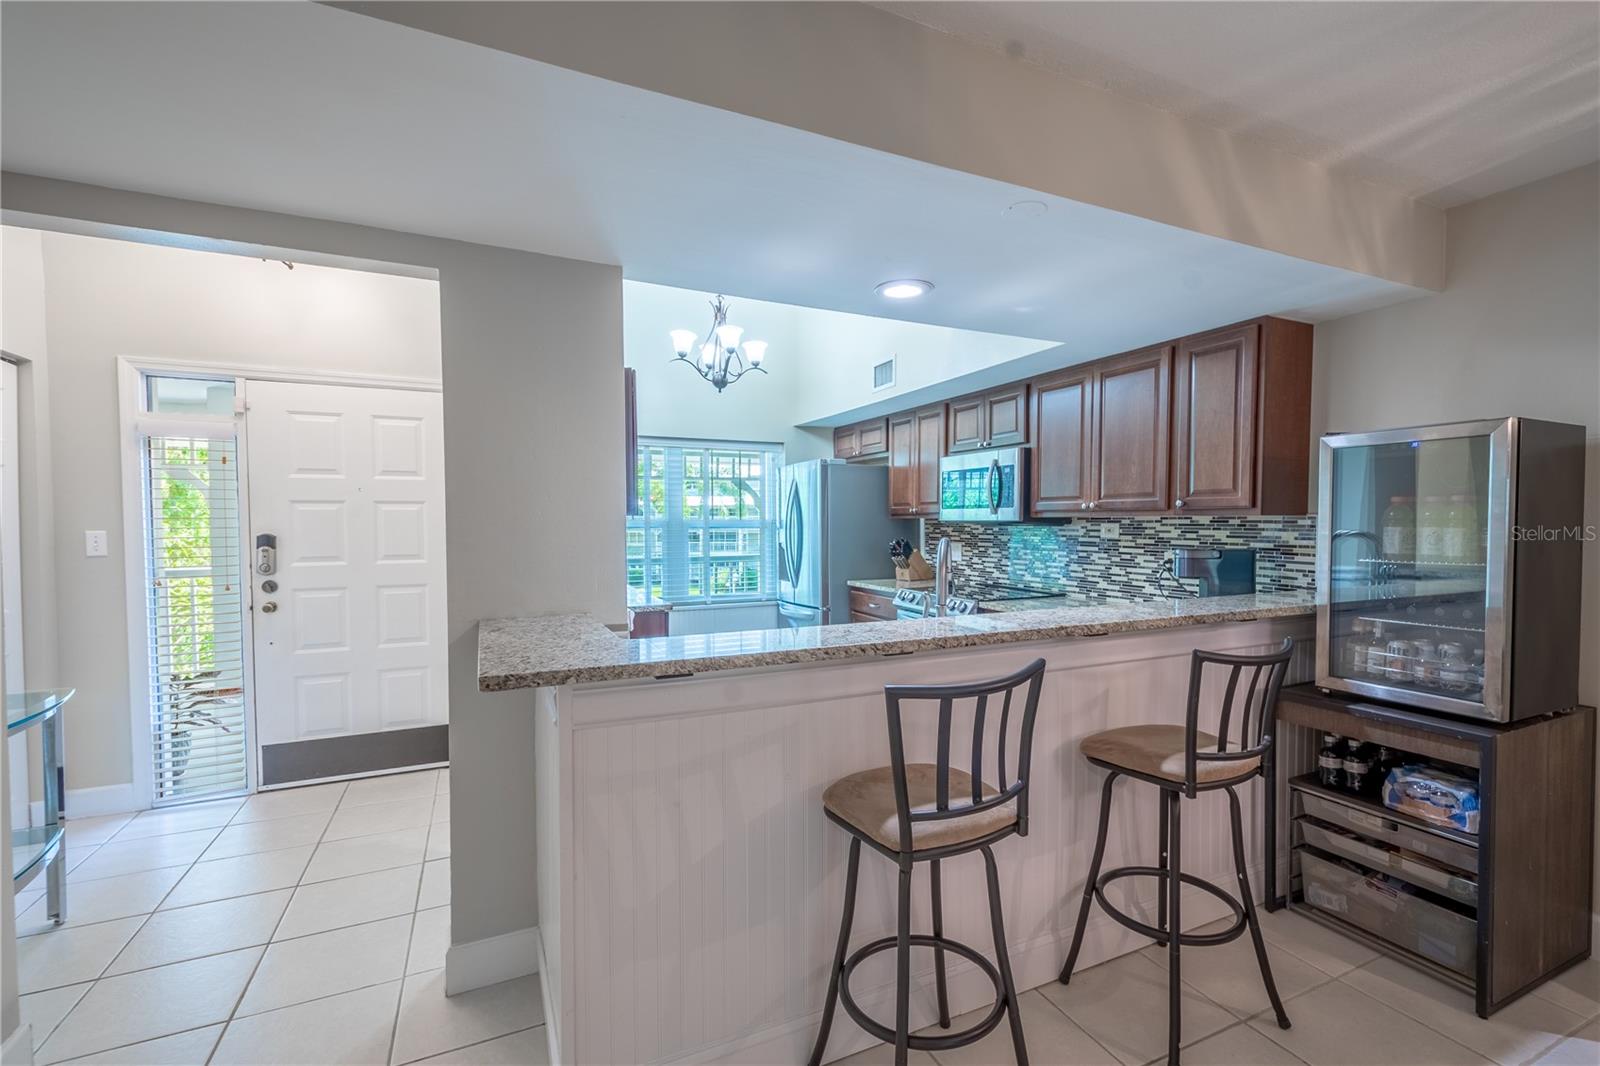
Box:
(244, 381, 447, 787)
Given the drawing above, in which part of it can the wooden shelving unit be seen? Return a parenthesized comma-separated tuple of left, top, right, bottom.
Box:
(1266, 684, 1595, 1018)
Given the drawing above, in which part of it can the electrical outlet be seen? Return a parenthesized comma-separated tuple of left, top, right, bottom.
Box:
(951, 542, 963, 562)
(85, 530, 108, 557)
(1101, 522, 1120, 540)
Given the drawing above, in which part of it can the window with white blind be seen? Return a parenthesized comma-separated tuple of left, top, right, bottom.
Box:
(141, 410, 249, 802)
(627, 439, 782, 605)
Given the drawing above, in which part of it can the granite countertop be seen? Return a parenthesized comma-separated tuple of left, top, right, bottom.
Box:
(478, 591, 1316, 691)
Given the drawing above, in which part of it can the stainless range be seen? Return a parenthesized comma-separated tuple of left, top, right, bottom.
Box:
(891, 581, 1069, 619)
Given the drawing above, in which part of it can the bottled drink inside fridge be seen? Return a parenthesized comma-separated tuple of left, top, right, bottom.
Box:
(1381, 495, 1416, 560)
(1443, 494, 1478, 564)
(1417, 496, 1447, 564)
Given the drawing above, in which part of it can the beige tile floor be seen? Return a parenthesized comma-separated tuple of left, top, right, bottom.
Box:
(14, 771, 1599, 1065)
(13, 769, 550, 1066)
(833, 909, 1599, 1066)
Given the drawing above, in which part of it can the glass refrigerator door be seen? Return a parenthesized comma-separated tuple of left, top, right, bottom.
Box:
(1323, 429, 1498, 713)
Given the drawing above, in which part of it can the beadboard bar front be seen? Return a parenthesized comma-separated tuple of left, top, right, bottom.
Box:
(535, 618, 1314, 1065)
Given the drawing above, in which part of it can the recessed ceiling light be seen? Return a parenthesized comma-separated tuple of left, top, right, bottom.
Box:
(1003, 200, 1048, 219)
(876, 279, 933, 300)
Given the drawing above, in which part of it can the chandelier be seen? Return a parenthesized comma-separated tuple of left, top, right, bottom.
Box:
(668, 295, 769, 393)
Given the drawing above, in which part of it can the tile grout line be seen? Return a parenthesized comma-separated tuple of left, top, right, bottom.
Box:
(1331, 962, 1565, 1066)
(208, 780, 354, 1065)
(25, 799, 249, 1060)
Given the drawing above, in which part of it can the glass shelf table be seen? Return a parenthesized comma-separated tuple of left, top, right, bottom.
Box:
(8, 687, 73, 923)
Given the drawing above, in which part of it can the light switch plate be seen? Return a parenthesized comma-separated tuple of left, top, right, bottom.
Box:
(1101, 522, 1121, 539)
(84, 530, 108, 557)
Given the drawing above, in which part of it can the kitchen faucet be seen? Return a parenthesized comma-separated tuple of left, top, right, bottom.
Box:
(931, 536, 953, 617)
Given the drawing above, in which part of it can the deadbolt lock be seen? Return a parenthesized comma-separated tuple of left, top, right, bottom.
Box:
(261, 579, 279, 593)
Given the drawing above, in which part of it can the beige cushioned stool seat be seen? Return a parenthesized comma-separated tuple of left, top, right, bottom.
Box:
(1079, 725, 1259, 784)
(823, 764, 1017, 851)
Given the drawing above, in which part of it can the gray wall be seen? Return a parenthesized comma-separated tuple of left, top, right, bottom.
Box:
(2, 173, 625, 951)
(1312, 161, 1600, 914)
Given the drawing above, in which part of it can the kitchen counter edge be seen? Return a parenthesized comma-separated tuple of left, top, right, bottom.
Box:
(477, 592, 1316, 691)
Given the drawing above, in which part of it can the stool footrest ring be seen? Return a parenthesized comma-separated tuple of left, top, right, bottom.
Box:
(1093, 865, 1246, 946)
(839, 934, 1010, 1052)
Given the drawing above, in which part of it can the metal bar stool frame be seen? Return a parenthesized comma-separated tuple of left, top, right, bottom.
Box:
(807, 658, 1048, 1066)
(1057, 638, 1296, 1066)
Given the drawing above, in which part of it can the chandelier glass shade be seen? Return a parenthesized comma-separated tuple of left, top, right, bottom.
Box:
(669, 295, 768, 392)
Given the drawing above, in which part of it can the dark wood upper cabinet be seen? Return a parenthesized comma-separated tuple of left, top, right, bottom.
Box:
(1029, 366, 1094, 517)
(1091, 345, 1172, 512)
(834, 417, 888, 460)
(914, 404, 945, 515)
(982, 384, 1028, 448)
(887, 412, 916, 515)
(887, 404, 947, 516)
(947, 394, 986, 452)
(1174, 322, 1259, 511)
(1172, 317, 1312, 514)
(948, 384, 1028, 452)
(833, 424, 859, 459)
(855, 417, 888, 457)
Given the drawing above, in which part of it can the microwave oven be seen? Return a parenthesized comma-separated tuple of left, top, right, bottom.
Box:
(938, 446, 1028, 522)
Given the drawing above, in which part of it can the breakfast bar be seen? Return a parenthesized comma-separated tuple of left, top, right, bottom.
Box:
(480, 595, 1316, 1065)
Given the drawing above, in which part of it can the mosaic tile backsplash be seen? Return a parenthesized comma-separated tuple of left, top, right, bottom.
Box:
(923, 515, 1318, 601)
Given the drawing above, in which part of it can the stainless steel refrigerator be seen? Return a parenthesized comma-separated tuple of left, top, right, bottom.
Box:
(777, 460, 915, 627)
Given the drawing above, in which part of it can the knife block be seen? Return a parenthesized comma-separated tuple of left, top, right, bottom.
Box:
(894, 551, 934, 582)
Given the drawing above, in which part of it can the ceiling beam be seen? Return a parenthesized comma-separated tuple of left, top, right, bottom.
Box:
(333, 0, 1445, 291)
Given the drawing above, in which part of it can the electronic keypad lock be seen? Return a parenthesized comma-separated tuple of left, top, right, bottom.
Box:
(255, 533, 277, 576)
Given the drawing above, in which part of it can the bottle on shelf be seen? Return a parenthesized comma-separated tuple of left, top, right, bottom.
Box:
(1342, 742, 1375, 794)
(1417, 496, 1447, 565)
(1360, 621, 1383, 678)
(1342, 619, 1370, 676)
(1443, 494, 1476, 564)
(1318, 734, 1347, 789)
(1381, 495, 1416, 561)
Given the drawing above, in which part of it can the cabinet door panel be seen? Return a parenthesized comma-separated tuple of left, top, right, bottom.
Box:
(1030, 368, 1093, 516)
(855, 418, 889, 458)
(832, 425, 858, 459)
(914, 405, 945, 515)
(984, 385, 1028, 447)
(1174, 324, 1258, 511)
(1092, 345, 1172, 511)
(887, 413, 916, 515)
(947, 396, 986, 452)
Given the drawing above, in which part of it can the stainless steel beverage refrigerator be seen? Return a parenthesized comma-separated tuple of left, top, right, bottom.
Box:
(1315, 417, 1586, 723)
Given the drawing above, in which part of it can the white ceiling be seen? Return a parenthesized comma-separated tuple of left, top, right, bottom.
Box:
(4, 1, 1418, 359)
(877, 2, 1600, 208)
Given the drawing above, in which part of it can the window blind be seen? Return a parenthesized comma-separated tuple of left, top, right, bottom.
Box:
(627, 439, 782, 606)
(143, 434, 249, 803)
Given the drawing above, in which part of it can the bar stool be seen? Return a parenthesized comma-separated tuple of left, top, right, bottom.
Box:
(1057, 639, 1295, 1066)
(807, 659, 1047, 1066)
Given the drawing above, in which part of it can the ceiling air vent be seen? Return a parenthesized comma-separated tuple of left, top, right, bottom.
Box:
(872, 357, 896, 391)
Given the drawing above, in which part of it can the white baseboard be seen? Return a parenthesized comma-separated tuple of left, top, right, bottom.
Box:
(2, 1022, 35, 1066)
(445, 925, 541, 996)
(29, 782, 139, 823)
(534, 928, 561, 1066)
